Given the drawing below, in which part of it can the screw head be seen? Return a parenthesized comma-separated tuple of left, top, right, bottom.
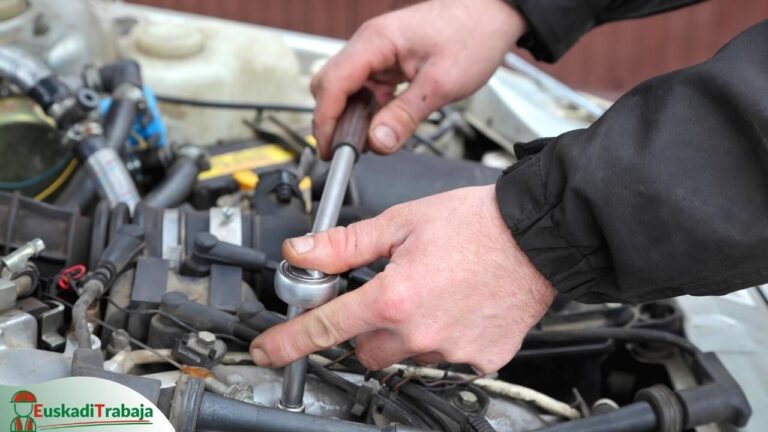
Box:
(222, 207, 235, 220)
(456, 390, 479, 411)
(197, 331, 216, 348)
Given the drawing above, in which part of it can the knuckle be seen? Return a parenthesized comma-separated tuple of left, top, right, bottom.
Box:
(389, 98, 420, 131)
(303, 312, 342, 351)
(381, 203, 408, 225)
(375, 284, 414, 326)
(475, 357, 504, 375)
(357, 18, 385, 36)
(402, 333, 435, 354)
(323, 226, 352, 257)
(478, 351, 513, 374)
(345, 221, 371, 253)
(425, 75, 449, 99)
(310, 74, 322, 96)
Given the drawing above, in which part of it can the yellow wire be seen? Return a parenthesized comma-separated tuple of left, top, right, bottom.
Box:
(34, 159, 78, 201)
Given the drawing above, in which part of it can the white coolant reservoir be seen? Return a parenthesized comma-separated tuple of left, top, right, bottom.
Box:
(118, 20, 308, 145)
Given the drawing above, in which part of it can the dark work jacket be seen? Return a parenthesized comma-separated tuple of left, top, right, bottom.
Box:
(497, 1, 768, 303)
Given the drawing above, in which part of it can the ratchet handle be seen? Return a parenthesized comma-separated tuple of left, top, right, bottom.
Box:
(331, 87, 377, 161)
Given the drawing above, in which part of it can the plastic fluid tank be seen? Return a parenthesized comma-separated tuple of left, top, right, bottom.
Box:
(118, 20, 307, 145)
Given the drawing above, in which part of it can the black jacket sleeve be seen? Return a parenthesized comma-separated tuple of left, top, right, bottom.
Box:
(495, 20, 768, 304)
(509, 0, 705, 62)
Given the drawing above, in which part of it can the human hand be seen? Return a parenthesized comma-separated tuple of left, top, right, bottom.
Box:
(250, 185, 555, 373)
(311, 0, 526, 159)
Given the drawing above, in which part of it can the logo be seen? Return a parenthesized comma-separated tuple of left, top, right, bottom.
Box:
(10, 391, 36, 432)
(1, 378, 172, 432)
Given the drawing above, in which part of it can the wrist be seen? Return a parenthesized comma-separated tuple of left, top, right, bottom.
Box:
(438, 0, 527, 50)
(479, 0, 528, 49)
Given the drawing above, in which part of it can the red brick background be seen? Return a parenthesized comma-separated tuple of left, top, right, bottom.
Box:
(129, 0, 768, 95)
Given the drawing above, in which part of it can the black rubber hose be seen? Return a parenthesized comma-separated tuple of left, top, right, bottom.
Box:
(54, 99, 138, 210)
(307, 360, 358, 395)
(53, 168, 98, 210)
(231, 323, 259, 342)
(524, 327, 701, 356)
(88, 200, 111, 269)
(98, 59, 142, 92)
(197, 393, 417, 432)
(532, 401, 657, 432)
(142, 152, 205, 208)
(104, 99, 137, 151)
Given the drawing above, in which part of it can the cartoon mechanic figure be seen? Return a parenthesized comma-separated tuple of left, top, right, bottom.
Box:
(9, 390, 36, 432)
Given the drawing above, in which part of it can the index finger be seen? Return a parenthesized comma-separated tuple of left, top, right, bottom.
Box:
(312, 30, 396, 159)
(250, 276, 385, 367)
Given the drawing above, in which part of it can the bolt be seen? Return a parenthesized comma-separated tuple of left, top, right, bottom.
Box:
(275, 183, 293, 203)
(221, 207, 235, 221)
(197, 331, 216, 348)
(456, 390, 479, 411)
(107, 329, 132, 355)
(204, 377, 253, 403)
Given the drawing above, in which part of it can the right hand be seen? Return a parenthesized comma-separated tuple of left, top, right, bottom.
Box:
(250, 186, 555, 373)
(311, 0, 526, 159)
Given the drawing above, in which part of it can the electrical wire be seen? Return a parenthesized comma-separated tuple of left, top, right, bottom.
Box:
(0, 156, 72, 190)
(155, 94, 315, 113)
(103, 297, 248, 345)
(34, 159, 78, 201)
(42, 292, 183, 369)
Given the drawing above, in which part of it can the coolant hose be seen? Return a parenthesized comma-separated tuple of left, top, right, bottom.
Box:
(54, 100, 138, 210)
(73, 135, 140, 211)
(142, 146, 207, 208)
(197, 392, 423, 432)
(53, 169, 98, 210)
(532, 402, 657, 432)
(105, 99, 138, 151)
(98, 60, 142, 93)
(55, 61, 145, 210)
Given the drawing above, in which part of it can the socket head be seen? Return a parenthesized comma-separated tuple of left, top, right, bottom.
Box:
(274, 260, 339, 309)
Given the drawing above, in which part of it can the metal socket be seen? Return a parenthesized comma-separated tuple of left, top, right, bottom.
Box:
(274, 261, 339, 310)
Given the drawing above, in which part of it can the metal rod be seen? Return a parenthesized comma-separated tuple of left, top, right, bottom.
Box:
(279, 305, 310, 410)
(311, 145, 356, 233)
(279, 145, 357, 409)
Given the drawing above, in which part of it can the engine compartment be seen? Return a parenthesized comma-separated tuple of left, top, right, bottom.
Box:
(0, 2, 755, 431)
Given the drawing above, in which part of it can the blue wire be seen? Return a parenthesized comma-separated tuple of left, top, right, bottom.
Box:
(0, 156, 73, 190)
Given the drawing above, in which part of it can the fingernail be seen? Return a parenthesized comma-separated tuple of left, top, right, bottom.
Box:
(251, 348, 271, 366)
(372, 124, 398, 151)
(289, 235, 315, 254)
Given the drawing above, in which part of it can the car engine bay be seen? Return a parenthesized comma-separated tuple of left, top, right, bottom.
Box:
(0, 1, 757, 431)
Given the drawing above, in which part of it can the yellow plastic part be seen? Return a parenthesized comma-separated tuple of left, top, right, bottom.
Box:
(198, 144, 293, 181)
(298, 176, 312, 191)
(232, 170, 260, 191)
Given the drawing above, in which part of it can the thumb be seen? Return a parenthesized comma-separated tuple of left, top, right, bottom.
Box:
(368, 64, 449, 154)
(282, 209, 409, 274)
